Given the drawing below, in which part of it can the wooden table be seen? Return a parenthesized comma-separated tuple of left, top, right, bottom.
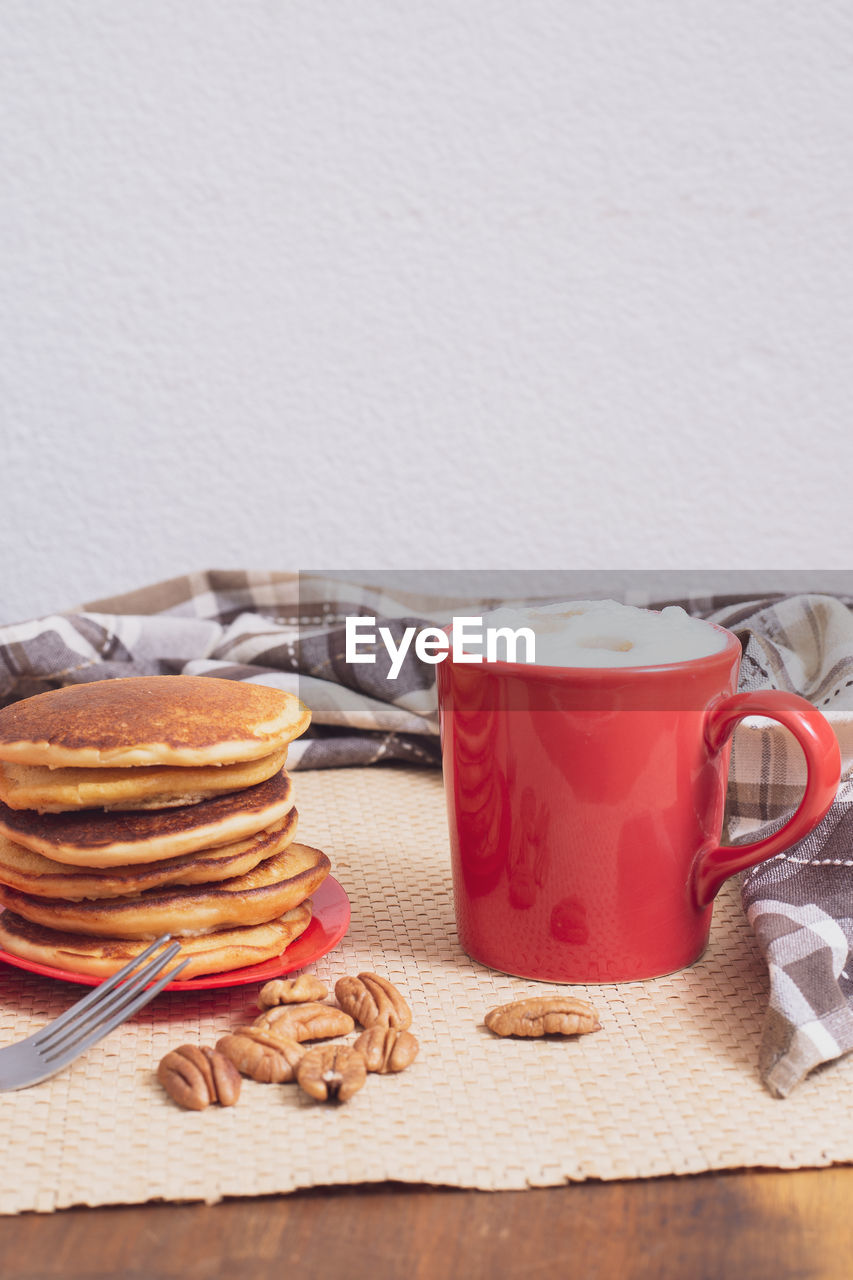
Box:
(1, 1168, 850, 1279)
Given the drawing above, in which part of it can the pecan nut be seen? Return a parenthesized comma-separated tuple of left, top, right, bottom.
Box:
(296, 1044, 367, 1102)
(217, 1027, 305, 1083)
(353, 1026, 419, 1074)
(157, 1044, 242, 1109)
(484, 996, 601, 1038)
(207, 1046, 243, 1106)
(253, 1001, 354, 1042)
(258, 975, 328, 1008)
(334, 973, 412, 1030)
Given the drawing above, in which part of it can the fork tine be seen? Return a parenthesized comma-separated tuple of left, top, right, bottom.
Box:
(35, 939, 180, 1052)
(32, 934, 176, 1048)
(38, 942, 182, 1056)
(41, 957, 190, 1069)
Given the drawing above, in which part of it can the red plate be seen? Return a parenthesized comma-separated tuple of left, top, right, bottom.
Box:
(0, 876, 351, 991)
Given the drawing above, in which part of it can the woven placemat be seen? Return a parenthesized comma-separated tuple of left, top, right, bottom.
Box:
(1, 765, 852, 1214)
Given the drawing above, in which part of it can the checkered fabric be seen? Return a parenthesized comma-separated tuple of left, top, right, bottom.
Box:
(702, 594, 853, 1096)
(0, 571, 851, 1096)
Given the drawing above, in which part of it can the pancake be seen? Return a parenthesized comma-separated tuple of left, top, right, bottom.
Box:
(0, 769, 294, 867)
(0, 744, 289, 813)
(0, 808, 299, 901)
(0, 904, 313, 979)
(0, 842, 330, 939)
(0, 676, 311, 768)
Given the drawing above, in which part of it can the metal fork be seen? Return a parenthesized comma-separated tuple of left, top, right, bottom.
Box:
(0, 934, 189, 1090)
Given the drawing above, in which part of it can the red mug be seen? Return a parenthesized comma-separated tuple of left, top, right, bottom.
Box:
(436, 622, 841, 983)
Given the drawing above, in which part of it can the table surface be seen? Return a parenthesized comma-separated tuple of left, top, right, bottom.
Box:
(1, 1167, 851, 1280)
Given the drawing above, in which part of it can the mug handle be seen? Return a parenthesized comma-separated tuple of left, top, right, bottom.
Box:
(693, 690, 841, 908)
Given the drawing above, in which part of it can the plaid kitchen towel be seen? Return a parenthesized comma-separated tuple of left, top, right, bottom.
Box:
(0, 571, 450, 771)
(702, 594, 853, 1097)
(1, 570, 852, 1098)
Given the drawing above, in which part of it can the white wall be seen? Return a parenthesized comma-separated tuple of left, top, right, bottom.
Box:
(2, 2, 852, 623)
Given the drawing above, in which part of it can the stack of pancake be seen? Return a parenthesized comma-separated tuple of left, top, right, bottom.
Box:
(0, 676, 328, 979)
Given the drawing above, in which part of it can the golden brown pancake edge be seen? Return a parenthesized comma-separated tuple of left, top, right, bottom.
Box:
(0, 809, 299, 900)
(0, 676, 311, 768)
(0, 903, 313, 979)
(0, 744, 289, 813)
(0, 769, 295, 866)
(0, 842, 331, 938)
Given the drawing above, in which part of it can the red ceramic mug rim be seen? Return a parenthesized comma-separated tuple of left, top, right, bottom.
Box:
(443, 618, 740, 684)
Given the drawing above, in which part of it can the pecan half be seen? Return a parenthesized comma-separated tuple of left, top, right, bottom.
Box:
(296, 1044, 367, 1102)
(157, 1044, 242, 1109)
(353, 1026, 419, 1074)
(217, 1027, 305, 1083)
(253, 1001, 354, 1042)
(258, 975, 328, 1008)
(334, 973, 412, 1030)
(207, 1047, 242, 1106)
(484, 996, 601, 1038)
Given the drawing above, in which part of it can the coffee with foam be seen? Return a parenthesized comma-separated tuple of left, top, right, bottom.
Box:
(479, 599, 727, 668)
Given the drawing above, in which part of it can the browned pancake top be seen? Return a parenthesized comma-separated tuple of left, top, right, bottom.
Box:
(0, 676, 310, 765)
(0, 768, 293, 852)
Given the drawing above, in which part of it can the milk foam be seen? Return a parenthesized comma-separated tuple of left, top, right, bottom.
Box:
(479, 599, 727, 668)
